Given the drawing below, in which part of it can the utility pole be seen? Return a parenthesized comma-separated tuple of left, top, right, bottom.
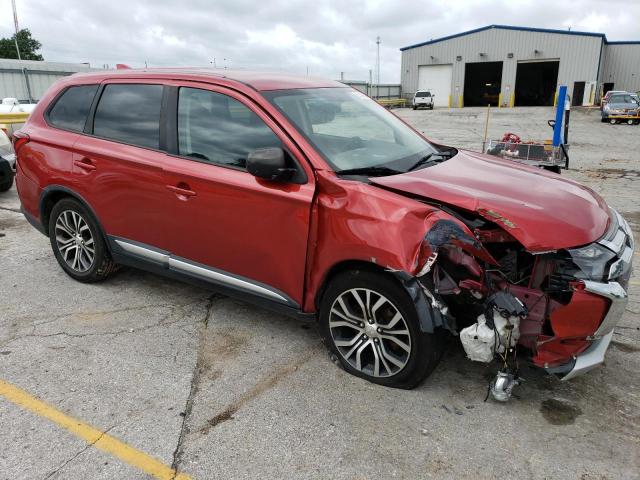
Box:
(375, 36, 381, 98)
(12, 0, 22, 60)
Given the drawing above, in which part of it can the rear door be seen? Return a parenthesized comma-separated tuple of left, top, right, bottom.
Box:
(71, 81, 171, 250)
(162, 84, 316, 307)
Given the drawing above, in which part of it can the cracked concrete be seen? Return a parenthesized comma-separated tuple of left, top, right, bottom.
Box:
(1, 107, 638, 480)
(171, 294, 219, 479)
(44, 426, 114, 479)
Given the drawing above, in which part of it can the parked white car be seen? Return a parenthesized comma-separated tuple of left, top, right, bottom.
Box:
(412, 90, 434, 110)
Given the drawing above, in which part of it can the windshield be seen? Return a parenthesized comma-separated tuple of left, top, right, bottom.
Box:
(264, 88, 440, 174)
(609, 94, 635, 104)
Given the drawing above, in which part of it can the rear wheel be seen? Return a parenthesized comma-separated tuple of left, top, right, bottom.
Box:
(610, 118, 617, 125)
(49, 198, 118, 283)
(320, 270, 444, 389)
(412, 106, 417, 110)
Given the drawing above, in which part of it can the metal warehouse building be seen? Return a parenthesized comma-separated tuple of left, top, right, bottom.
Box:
(0, 59, 96, 103)
(400, 25, 640, 108)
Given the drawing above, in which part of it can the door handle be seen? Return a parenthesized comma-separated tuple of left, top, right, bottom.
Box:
(74, 158, 96, 171)
(166, 184, 197, 197)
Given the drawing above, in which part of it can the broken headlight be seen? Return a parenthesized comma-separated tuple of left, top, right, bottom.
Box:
(566, 243, 616, 280)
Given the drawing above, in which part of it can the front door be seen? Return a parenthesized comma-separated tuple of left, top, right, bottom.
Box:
(163, 85, 315, 307)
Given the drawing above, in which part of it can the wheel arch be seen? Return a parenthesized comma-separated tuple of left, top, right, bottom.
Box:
(314, 259, 453, 334)
(314, 260, 397, 310)
(40, 185, 109, 250)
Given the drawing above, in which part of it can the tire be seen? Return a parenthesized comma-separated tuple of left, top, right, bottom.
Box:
(429, 105, 434, 110)
(610, 119, 617, 125)
(601, 117, 607, 123)
(320, 269, 444, 389)
(0, 176, 12, 192)
(48, 198, 118, 283)
(412, 106, 417, 110)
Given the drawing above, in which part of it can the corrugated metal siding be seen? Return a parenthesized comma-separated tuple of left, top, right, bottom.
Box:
(401, 27, 603, 102)
(602, 44, 640, 93)
(0, 59, 97, 102)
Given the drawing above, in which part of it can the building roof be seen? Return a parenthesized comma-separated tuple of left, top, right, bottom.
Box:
(400, 24, 640, 51)
(63, 68, 344, 91)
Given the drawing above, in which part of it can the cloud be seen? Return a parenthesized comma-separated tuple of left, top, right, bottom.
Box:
(1, 0, 639, 83)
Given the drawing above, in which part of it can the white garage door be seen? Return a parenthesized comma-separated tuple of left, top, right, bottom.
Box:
(418, 64, 452, 107)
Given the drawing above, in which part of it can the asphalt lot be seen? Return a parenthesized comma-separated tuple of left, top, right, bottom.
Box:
(1, 106, 638, 479)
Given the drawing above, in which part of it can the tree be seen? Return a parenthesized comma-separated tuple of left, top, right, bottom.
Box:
(0, 29, 44, 61)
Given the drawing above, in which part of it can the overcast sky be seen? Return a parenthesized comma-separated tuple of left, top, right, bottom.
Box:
(2, 0, 639, 83)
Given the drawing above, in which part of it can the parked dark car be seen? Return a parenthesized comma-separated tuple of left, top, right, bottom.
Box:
(14, 69, 633, 390)
(0, 129, 15, 192)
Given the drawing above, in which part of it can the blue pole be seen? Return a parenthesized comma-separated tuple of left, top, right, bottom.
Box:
(553, 85, 566, 146)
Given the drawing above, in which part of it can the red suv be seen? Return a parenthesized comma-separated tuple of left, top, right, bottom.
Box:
(14, 69, 632, 391)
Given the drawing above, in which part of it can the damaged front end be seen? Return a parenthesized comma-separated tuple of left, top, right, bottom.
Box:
(403, 205, 633, 398)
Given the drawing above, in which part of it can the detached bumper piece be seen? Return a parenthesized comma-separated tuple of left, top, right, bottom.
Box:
(545, 210, 633, 381)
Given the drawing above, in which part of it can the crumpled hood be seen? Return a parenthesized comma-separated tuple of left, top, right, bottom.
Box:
(370, 150, 610, 252)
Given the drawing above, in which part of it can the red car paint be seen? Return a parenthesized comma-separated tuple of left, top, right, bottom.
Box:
(15, 69, 624, 377)
(371, 149, 610, 252)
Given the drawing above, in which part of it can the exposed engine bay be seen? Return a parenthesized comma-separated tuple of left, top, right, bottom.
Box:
(407, 202, 633, 402)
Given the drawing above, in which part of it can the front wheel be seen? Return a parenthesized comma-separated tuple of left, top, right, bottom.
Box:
(320, 270, 444, 389)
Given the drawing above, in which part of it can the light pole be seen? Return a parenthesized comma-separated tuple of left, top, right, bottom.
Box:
(375, 36, 381, 98)
(12, 0, 22, 60)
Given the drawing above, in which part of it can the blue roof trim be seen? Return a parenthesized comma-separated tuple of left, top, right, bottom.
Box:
(399, 24, 638, 51)
(607, 41, 640, 45)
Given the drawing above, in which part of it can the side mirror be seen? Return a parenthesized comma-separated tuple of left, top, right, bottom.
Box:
(247, 147, 296, 182)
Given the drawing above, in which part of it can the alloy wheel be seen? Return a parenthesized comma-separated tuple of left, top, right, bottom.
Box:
(54, 210, 95, 272)
(329, 288, 412, 378)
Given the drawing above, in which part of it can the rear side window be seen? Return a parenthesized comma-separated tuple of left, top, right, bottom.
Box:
(48, 85, 99, 132)
(93, 84, 163, 149)
(177, 87, 281, 169)
(415, 91, 431, 97)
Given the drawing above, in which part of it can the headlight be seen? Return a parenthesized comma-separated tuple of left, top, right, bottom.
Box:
(567, 243, 616, 280)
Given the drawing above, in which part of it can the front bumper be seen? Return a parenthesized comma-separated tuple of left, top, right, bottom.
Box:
(546, 210, 633, 381)
(549, 280, 627, 381)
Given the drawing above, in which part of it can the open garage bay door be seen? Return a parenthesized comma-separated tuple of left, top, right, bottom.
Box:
(418, 64, 452, 107)
(515, 60, 559, 106)
(464, 62, 503, 107)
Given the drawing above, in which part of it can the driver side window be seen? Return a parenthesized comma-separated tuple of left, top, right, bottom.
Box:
(178, 88, 281, 169)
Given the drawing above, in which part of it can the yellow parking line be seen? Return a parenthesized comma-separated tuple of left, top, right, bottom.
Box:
(0, 379, 191, 480)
